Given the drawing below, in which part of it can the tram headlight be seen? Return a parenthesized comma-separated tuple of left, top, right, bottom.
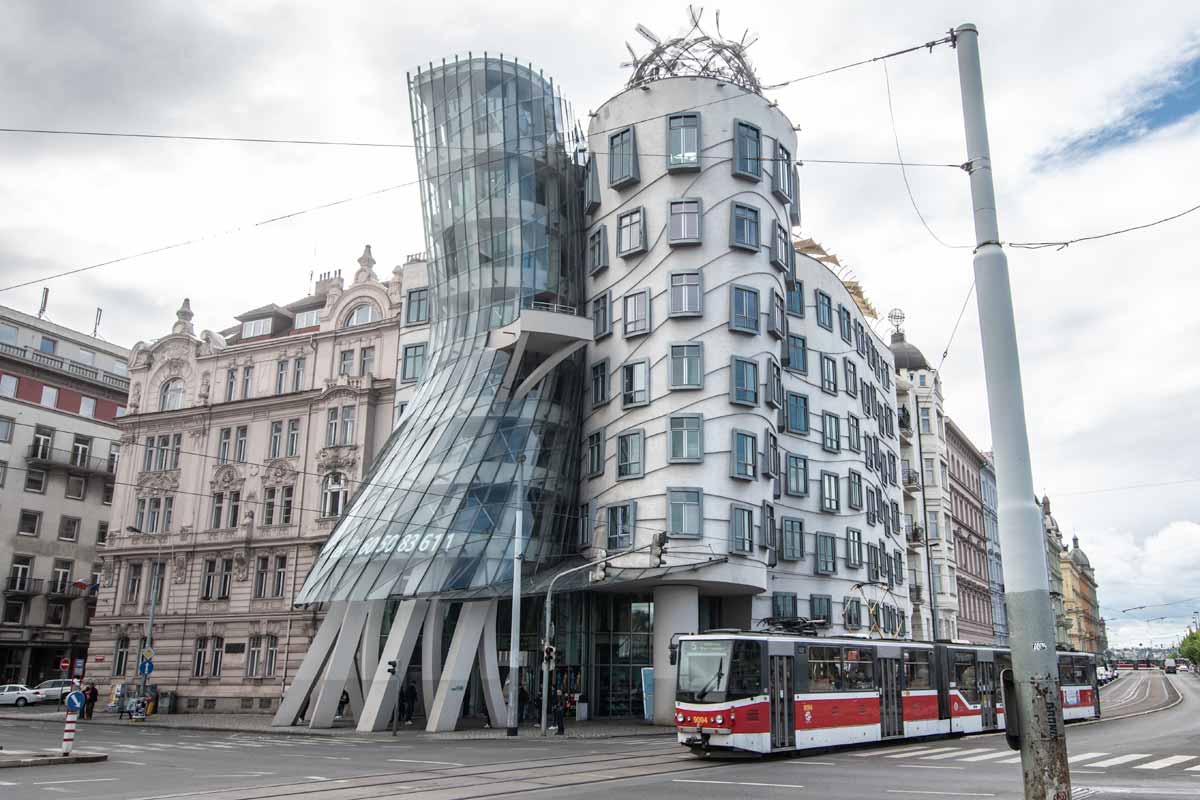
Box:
(675, 713, 684, 723)
(715, 714, 724, 725)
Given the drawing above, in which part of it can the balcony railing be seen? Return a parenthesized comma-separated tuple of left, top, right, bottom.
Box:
(26, 444, 116, 476)
(4, 577, 45, 594)
(47, 580, 85, 597)
(902, 467, 921, 487)
(0, 341, 129, 391)
(521, 298, 579, 316)
(909, 584, 924, 604)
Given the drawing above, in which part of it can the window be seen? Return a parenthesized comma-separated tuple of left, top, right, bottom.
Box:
(669, 344, 702, 389)
(40, 385, 59, 408)
(772, 141, 794, 200)
(838, 305, 853, 343)
(620, 360, 649, 408)
(586, 430, 605, 478)
(730, 357, 758, 406)
(767, 290, 785, 338)
(56, 516, 80, 542)
(292, 357, 306, 392)
(668, 199, 702, 244)
(607, 502, 636, 550)
(733, 120, 761, 179)
(401, 344, 427, 382)
(125, 563, 142, 602)
(338, 349, 354, 376)
(778, 518, 803, 561)
(844, 359, 858, 397)
(25, 468, 46, 493)
(591, 292, 615, 340)
(787, 453, 806, 496)
(764, 432, 780, 479)
(810, 532, 836, 575)
(246, 635, 263, 676)
(666, 113, 700, 170)
(227, 491, 241, 529)
(0, 416, 11, 443)
(0, 323, 15, 345)
(815, 290, 833, 330)
(616, 208, 646, 256)
(263, 488, 277, 526)
(211, 637, 225, 676)
(0, 374, 16, 398)
(0, 460, 7, 488)
(588, 226, 609, 275)
(668, 488, 702, 537)
(623, 290, 650, 337)
(79, 396, 95, 417)
(608, 127, 639, 187)
(766, 357, 783, 408)
(216, 428, 231, 464)
(591, 361, 609, 407)
(785, 392, 809, 434)
(322, 472, 348, 517)
(731, 430, 757, 480)
(772, 592, 798, 618)
(66, 475, 86, 500)
(406, 288, 430, 323)
(820, 355, 838, 394)
(272, 555, 287, 597)
(808, 595, 832, 628)
(846, 529, 864, 568)
(848, 415, 861, 453)
(280, 486, 294, 525)
(730, 285, 759, 333)
(785, 334, 807, 372)
(823, 412, 841, 452)
(848, 470, 863, 510)
(359, 346, 375, 377)
(225, 367, 236, 402)
(294, 308, 320, 329)
(268, 421, 283, 459)
(584, 156, 600, 213)
(254, 556, 269, 598)
(210, 492, 225, 529)
(616, 430, 644, 480)
(112, 637, 129, 676)
(193, 637, 209, 677)
(821, 472, 840, 512)
(283, 419, 300, 457)
(18, 510, 40, 536)
(787, 281, 805, 317)
(730, 504, 754, 552)
(668, 271, 702, 315)
(343, 303, 380, 328)
(3, 599, 24, 624)
(730, 203, 760, 250)
(241, 318, 270, 338)
(770, 222, 791, 271)
(340, 405, 355, 445)
(919, 406, 932, 434)
(274, 360, 288, 394)
(39, 336, 57, 354)
(234, 426, 247, 463)
(867, 543, 881, 582)
(668, 414, 703, 463)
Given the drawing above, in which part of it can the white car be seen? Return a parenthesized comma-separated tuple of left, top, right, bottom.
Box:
(0, 684, 44, 706)
(34, 679, 76, 701)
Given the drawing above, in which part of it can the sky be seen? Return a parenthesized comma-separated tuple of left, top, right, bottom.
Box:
(2, 1, 1198, 649)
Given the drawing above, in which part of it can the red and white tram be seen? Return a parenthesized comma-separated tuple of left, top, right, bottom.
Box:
(673, 631, 1100, 756)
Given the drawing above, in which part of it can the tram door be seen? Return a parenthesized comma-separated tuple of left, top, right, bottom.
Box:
(769, 655, 795, 750)
(878, 657, 904, 738)
(978, 660, 998, 730)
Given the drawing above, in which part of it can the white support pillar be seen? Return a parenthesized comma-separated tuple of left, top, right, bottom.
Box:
(308, 602, 371, 729)
(272, 601, 346, 727)
(421, 599, 443, 715)
(425, 600, 494, 732)
(476, 598, 509, 728)
(357, 599, 428, 732)
(652, 585, 698, 725)
(359, 600, 386, 701)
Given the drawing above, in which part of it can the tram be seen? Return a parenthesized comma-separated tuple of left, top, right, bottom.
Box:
(673, 629, 1100, 756)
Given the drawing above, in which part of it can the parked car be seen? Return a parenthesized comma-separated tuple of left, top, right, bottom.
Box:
(0, 684, 44, 706)
(34, 679, 75, 701)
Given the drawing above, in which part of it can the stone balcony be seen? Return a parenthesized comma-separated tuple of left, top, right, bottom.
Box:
(0, 340, 129, 392)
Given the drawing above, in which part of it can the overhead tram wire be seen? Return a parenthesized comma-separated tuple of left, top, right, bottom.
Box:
(1007, 200, 1200, 251)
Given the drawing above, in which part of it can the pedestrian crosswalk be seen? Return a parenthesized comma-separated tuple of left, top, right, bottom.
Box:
(849, 744, 1200, 773)
(1, 733, 375, 758)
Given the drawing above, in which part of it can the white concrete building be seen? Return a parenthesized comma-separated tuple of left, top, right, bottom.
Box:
(0, 305, 129, 685)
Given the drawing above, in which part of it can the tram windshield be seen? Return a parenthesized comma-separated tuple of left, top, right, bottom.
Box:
(676, 639, 763, 703)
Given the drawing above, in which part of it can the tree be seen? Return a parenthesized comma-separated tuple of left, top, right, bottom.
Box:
(1179, 630, 1200, 665)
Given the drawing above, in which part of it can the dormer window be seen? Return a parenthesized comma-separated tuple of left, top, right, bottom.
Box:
(241, 318, 271, 338)
(159, 379, 185, 411)
(293, 309, 320, 329)
(342, 303, 381, 328)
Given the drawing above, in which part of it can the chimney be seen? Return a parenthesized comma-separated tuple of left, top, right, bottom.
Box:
(314, 269, 344, 296)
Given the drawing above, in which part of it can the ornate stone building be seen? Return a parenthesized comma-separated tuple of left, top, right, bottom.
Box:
(945, 418, 992, 644)
(85, 247, 429, 712)
(1040, 494, 1072, 648)
(1061, 535, 1101, 654)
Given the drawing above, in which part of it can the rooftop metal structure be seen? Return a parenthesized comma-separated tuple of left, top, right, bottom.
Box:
(622, 7, 763, 95)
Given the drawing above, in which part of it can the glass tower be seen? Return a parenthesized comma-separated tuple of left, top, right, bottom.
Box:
(297, 56, 586, 603)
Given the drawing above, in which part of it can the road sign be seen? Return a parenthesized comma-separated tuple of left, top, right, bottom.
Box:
(59, 657, 70, 671)
(65, 691, 85, 712)
(73, 657, 86, 676)
(138, 659, 154, 676)
(141, 647, 155, 661)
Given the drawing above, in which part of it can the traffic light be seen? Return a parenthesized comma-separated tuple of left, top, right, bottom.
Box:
(543, 644, 556, 667)
(651, 532, 668, 567)
(386, 660, 398, 676)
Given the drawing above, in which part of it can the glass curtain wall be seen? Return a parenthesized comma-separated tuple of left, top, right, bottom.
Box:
(297, 56, 586, 604)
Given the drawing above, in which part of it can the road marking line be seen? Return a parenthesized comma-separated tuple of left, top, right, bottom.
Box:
(886, 747, 959, 758)
(790, 761, 838, 766)
(304, 776, 328, 781)
(33, 778, 119, 786)
(959, 752, 1014, 762)
(387, 758, 465, 766)
(853, 744, 937, 757)
(1135, 755, 1198, 770)
(923, 748, 993, 760)
(996, 755, 1023, 764)
(674, 779, 805, 789)
(1068, 752, 1109, 764)
(1087, 754, 1150, 767)
(886, 791, 996, 797)
(116, 760, 149, 766)
(0, 781, 19, 787)
(898, 765, 965, 770)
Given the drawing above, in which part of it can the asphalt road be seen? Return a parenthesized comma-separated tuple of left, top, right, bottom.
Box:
(0, 668, 1191, 800)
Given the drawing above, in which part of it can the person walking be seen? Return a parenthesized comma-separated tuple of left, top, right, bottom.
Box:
(403, 681, 418, 725)
(83, 683, 98, 720)
(553, 688, 568, 736)
(518, 685, 529, 723)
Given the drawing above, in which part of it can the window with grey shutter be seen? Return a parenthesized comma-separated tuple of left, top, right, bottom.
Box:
(730, 285, 760, 333)
(848, 470, 863, 509)
(731, 430, 757, 480)
(823, 412, 841, 453)
(623, 290, 650, 337)
(669, 344, 703, 389)
(785, 334, 807, 373)
(617, 208, 647, 257)
(781, 517, 803, 560)
(667, 488, 703, 537)
(730, 203, 760, 251)
(668, 414, 703, 463)
(767, 290, 785, 339)
(616, 430, 645, 480)
(810, 595, 832, 627)
(730, 357, 758, 406)
(586, 430, 605, 478)
(816, 532, 837, 574)
(588, 226, 609, 275)
(785, 453, 808, 496)
(666, 113, 700, 171)
(772, 142, 793, 201)
(668, 199, 702, 245)
(592, 293, 612, 339)
(591, 360, 609, 407)
(608, 127, 640, 187)
(621, 360, 650, 408)
(732, 121, 761, 180)
(584, 156, 601, 213)
(729, 504, 754, 552)
(821, 471, 840, 512)
(846, 528, 863, 568)
(815, 290, 833, 329)
(772, 592, 798, 618)
(669, 271, 702, 315)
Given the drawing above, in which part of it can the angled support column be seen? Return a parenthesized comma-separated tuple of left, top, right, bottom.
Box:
(272, 602, 345, 727)
(476, 598, 509, 728)
(425, 599, 495, 732)
(359, 600, 387, 704)
(421, 599, 443, 715)
(307, 602, 371, 729)
(357, 599, 429, 732)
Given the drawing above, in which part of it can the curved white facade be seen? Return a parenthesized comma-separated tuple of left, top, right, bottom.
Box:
(581, 77, 910, 660)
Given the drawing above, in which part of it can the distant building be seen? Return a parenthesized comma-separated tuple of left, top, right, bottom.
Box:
(980, 455, 1007, 646)
(1040, 494, 1072, 648)
(945, 418, 992, 644)
(85, 248, 428, 712)
(1061, 535, 1101, 654)
(0, 304, 130, 685)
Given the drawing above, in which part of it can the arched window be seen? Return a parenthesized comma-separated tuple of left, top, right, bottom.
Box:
(159, 379, 184, 411)
(342, 303, 381, 328)
(322, 472, 348, 518)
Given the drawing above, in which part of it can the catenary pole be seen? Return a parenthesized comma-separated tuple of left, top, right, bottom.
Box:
(953, 24, 1071, 799)
(506, 454, 526, 736)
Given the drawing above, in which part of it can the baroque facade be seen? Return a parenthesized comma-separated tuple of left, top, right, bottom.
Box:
(945, 418, 993, 644)
(1041, 494, 1073, 648)
(0, 305, 129, 685)
(85, 248, 428, 712)
(1061, 535, 1101, 654)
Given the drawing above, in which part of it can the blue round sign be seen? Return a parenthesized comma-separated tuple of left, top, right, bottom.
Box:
(65, 691, 85, 712)
(138, 659, 154, 675)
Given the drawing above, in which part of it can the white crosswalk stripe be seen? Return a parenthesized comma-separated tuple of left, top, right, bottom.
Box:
(1134, 755, 1198, 770)
(852, 744, 934, 757)
(997, 755, 1023, 764)
(1086, 753, 1149, 768)
(958, 751, 1014, 762)
(885, 746, 959, 758)
(1067, 752, 1108, 764)
(922, 748, 994, 760)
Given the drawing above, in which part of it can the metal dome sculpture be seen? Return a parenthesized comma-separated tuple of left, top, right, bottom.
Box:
(622, 6, 763, 95)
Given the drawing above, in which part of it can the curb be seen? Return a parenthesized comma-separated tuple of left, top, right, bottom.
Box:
(0, 754, 108, 769)
(1075, 673, 1184, 727)
(0, 715, 354, 738)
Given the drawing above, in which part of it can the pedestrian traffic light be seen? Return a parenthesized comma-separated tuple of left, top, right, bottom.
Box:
(543, 644, 556, 667)
(386, 660, 398, 676)
(651, 532, 668, 566)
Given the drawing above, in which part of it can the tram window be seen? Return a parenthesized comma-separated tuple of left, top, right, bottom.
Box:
(903, 649, 932, 689)
(727, 640, 764, 698)
(808, 646, 842, 692)
(1072, 656, 1091, 685)
(1057, 655, 1072, 685)
(953, 651, 979, 704)
(996, 651, 1012, 678)
(842, 648, 875, 689)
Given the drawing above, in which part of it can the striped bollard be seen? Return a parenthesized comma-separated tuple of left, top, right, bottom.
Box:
(62, 711, 78, 756)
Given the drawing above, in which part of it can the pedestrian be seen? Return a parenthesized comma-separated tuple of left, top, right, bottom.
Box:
(553, 688, 567, 736)
(336, 690, 350, 720)
(83, 683, 98, 720)
(403, 681, 418, 725)
(518, 685, 529, 723)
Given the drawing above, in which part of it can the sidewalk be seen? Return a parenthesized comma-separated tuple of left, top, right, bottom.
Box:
(0, 708, 674, 739)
